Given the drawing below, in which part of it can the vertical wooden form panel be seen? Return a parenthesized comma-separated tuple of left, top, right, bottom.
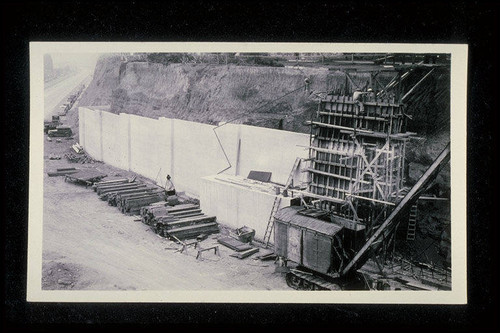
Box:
(308, 95, 407, 222)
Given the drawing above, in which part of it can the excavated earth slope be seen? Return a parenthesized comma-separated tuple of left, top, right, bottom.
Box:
(81, 55, 449, 138)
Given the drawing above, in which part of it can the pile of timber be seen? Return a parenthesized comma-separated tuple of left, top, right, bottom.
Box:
(140, 203, 219, 241)
(65, 151, 96, 164)
(93, 178, 166, 215)
(217, 236, 261, 259)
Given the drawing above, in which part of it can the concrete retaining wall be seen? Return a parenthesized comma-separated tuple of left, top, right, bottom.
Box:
(79, 107, 310, 196)
(200, 175, 295, 240)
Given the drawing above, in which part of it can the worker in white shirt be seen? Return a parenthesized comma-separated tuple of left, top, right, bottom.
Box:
(165, 175, 176, 196)
(353, 88, 366, 112)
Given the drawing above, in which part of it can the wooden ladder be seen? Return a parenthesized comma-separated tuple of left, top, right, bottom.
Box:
(263, 196, 282, 248)
(406, 202, 418, 241)
(263, 157, 302, 248)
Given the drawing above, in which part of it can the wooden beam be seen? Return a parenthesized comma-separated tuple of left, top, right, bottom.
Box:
(401, 68, 435, 102)
(347, 194, 396, 206)
(306, 121, 374, 134)
(306, 168, 370, 184)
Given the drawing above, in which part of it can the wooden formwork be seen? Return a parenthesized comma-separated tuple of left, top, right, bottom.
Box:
(306, 94, 411, 229)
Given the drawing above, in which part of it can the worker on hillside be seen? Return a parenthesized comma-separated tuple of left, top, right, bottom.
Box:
(165, 175, 176, 196)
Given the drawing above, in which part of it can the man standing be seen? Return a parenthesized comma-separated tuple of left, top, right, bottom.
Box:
(352, 88, 363, 102)
(353, 88, 365, 112)
(366, 88, 375, 102)
(165, 174, 176, 196)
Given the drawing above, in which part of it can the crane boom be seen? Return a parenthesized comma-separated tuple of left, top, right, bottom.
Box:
(341, 142, 451, 276)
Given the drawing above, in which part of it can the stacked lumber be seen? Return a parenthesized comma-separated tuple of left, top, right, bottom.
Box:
(93, 178, 167, 215)
(93, 178, 130, 191)
(140, 203, 219, 240)
(107, 187, 163, 206)
(118, 192, 166, 215)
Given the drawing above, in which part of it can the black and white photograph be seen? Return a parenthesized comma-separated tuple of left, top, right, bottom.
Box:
(27, 43, 467, 303)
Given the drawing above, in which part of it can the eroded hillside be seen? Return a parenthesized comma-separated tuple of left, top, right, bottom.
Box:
(79, 54, 450, 155)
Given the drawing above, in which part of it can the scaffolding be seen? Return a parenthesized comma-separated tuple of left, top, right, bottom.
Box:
(305, 93, 412, 231)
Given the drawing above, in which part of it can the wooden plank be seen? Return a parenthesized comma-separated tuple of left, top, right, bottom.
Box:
(230, 247, 259, 259)
(306, 121, 374, 134)
(113, 187, 161, 198)
(170, 209, 202, 216)
(125, 195, 165, 206)
(118, 190, 163, 201)
(164, 215, 217, 229)
(166, 222, 219, 237)
(318, 111, 392, 122)
(97, 184, 146, 195)
(306, 167, 370, 183)
(170, 211, 204, 219)
(293, 190, 345, 204)
(347, 194, 395, 206)
(217, 236, 253, 252)
(47, 170, 79, 177)
(95, 181, 138, 190)
(165, 204, 200, 212)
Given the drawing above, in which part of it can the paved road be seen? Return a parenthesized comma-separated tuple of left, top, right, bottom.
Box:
(44, 69, 92, 121)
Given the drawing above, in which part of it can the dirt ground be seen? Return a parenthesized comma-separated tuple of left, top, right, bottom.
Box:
(42, 86, 290, 291)
(43, 146, 290, 290)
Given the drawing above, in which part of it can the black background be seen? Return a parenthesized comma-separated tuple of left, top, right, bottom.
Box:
(2, 0, 498, 331)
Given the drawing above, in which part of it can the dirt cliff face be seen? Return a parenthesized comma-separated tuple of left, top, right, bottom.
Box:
(80, 54, 449, 138)
(80, 55, 393, 132)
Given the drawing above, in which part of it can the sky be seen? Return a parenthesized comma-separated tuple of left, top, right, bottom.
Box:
(49, 52, 100, 71)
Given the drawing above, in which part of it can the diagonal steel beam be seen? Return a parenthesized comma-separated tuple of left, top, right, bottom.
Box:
(341, 142, 450, 276)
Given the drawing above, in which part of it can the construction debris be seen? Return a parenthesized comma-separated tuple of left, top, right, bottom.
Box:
(71, 143, 84, 154)
(47, 167, 79, 177)
(64, 169, 107, 186)
(48, 154, 61, 160)
(229, 226, 255, 243)
(65, 152, 96, 164)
